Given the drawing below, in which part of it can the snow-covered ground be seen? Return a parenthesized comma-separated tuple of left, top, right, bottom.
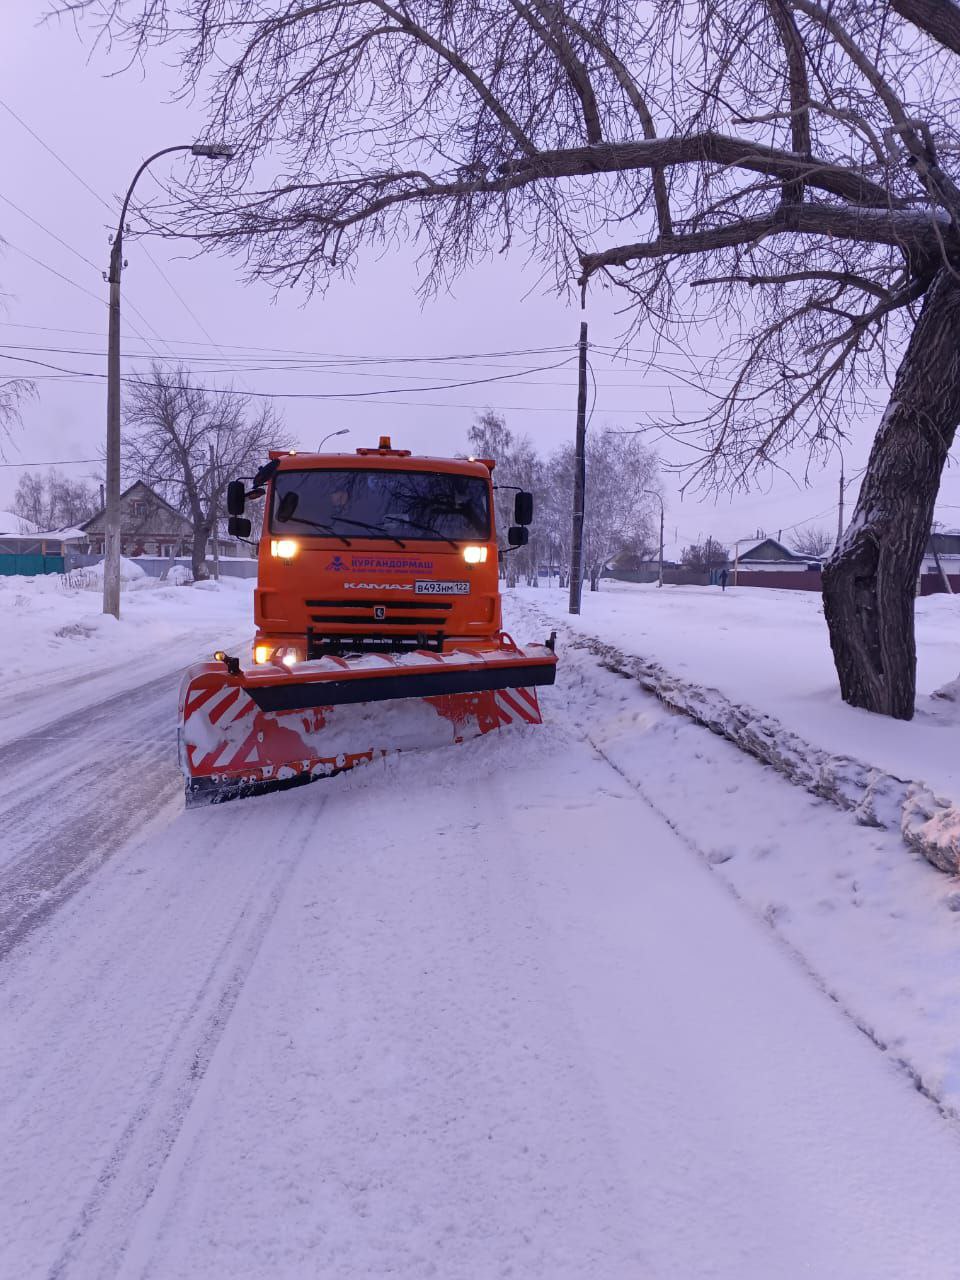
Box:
(5, 577, 960, 1274)
(519, 581, 960, 801)
(0, 564, 253, 747)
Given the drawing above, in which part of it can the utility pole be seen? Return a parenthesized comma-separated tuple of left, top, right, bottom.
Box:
(208, 441, 220, 582)
(644, 490, 665, 587)
(837, 462, 845, 548)
(104, 226, 124, 617)
(102, 141, 234, 619)
(568, 319, 589, 614)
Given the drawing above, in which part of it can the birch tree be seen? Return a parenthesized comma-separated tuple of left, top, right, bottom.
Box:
(68, 0, 960, 716)
(123, 364, 285, 577)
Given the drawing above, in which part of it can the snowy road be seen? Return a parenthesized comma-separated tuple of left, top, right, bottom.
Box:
(4, 660, 960, 1275)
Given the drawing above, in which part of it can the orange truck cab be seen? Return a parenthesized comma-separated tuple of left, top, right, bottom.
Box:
(229, 437, 528, 666)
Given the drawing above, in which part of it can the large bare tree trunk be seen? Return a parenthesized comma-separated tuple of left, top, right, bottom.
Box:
(191, 520, 211, 580)
(822, 269, 960, 719)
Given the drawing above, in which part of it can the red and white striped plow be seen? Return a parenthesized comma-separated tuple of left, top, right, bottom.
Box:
(177, 641, 553, 806)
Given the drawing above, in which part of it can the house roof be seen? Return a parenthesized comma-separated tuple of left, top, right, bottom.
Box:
(33, 526, 89, 542)
(929, 531, 960, 557)
(737, 537, 807, 562)
(0, 510, 40, 536)
(81, 480, 189, 531)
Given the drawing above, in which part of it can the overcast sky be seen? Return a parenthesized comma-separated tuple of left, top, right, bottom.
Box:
(4, 7, 959, 554)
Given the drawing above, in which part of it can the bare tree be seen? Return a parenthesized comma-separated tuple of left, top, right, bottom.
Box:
(69, 0, 960, 715)
(468, 410, 544, 586)
(467, 412, 658, 589)
(791, 525, 834, 557)
(11, 472, 47, 530)
(12, 469, 98, 530)
(682, 538, 730, 571)
(581, 433, 659, 589)
(123, 364, 286, 578)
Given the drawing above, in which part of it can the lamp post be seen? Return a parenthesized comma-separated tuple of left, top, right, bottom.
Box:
(318, 428, 349, 449)
(644, 490, 665, 588)
(103, 141, 234, 619)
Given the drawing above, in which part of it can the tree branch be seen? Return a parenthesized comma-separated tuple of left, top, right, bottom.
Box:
(767, 0, 812, 205)
(890, 0, 960, 56)
(558, 11, 673, 234)
(690, 269, 895, 299)
(501, 132, 901, 208)
(508, 1, 603, 144)
(580, 204, 947, 278)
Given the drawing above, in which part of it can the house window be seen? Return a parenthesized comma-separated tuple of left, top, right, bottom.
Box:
(129, 499, 145, 517)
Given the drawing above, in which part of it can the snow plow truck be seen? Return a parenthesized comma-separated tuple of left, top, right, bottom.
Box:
(177, 437, 558, 805)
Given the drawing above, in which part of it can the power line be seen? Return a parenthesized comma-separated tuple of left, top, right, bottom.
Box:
(0, 342, 754, 392)
(0, 350, 581, 396)
(0, 95, 198, 357)
(0, 192, 102, 273)
(0, 95, 106, 207)
(0, 458, 100, 467)
(0, 201, 167, 360)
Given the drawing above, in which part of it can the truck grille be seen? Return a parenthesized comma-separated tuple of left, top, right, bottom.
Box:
(304, 597, 452, 656)
(304, 597, 452, 627)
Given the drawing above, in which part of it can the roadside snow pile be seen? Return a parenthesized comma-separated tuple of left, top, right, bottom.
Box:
(0, 571, 253, 747)
(516, 612, 960, 1124)
(77, 555, 149, 585)
(514, 584, 960, 874)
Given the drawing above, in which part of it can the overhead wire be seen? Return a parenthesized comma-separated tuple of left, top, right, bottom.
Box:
(0, 95, 208, 360)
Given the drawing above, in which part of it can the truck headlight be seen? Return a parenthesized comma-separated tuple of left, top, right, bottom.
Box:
(254, 644, 272, 664)
(270, 538, 299, 560)
(463, 545, 488, 564)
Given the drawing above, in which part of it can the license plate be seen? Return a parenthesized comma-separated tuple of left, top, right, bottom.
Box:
(415, 580, 470, 595)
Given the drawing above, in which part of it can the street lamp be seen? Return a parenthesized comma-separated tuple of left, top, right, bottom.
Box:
(318, 428, 349, 449)
(102, 140, 235, 619)
(643, 490, 665, 588)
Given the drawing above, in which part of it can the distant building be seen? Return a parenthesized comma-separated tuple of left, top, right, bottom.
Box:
(0, 521, 87, 576)
(735, 538, 821, 574)
(81, 481, 242, 558)
(920, 530, 960, 593)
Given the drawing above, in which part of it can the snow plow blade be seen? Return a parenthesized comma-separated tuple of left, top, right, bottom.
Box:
(178, 637, 557, 806)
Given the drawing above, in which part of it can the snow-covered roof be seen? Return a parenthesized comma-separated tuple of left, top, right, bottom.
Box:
(32, 526, 89, 542)
(0, 510, 40, 536)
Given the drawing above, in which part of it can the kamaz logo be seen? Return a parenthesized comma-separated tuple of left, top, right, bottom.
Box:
(326, 555, 347, 572)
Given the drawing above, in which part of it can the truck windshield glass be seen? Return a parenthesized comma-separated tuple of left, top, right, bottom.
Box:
(271, 468, 490, 541)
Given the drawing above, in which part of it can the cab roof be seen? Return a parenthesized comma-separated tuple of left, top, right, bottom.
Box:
(268, 440, 494, 478)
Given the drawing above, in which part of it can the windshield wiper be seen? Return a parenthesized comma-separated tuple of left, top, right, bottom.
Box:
(277, 514, 351, 546)
(384, 513, 460, 550)
(329, 515, 406, 548)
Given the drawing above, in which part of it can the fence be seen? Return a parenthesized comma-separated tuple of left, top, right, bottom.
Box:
(603, 567, 712, 587)
(63, 553, 258, 580)
(733, 569, 823, 591)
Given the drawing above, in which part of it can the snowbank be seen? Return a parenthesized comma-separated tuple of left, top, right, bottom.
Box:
(515, 584, 960, 872)
(0, 570, 253, 747)
(76, 555, 149, 584)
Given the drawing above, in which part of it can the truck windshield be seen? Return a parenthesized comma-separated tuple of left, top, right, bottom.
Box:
(271, 468, 490, 542)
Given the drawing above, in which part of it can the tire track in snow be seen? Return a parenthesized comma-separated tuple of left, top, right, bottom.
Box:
(0, 671, 184, 959)
(47, 823, 311, 1280)
(0, 796, 317, 1280)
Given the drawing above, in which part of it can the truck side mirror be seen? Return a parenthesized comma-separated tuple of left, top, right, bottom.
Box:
(227, 480, 246, 516)
(514, 491, 533, 525)
(507, 525, 529, 547)
(228, 515, 252, 538)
